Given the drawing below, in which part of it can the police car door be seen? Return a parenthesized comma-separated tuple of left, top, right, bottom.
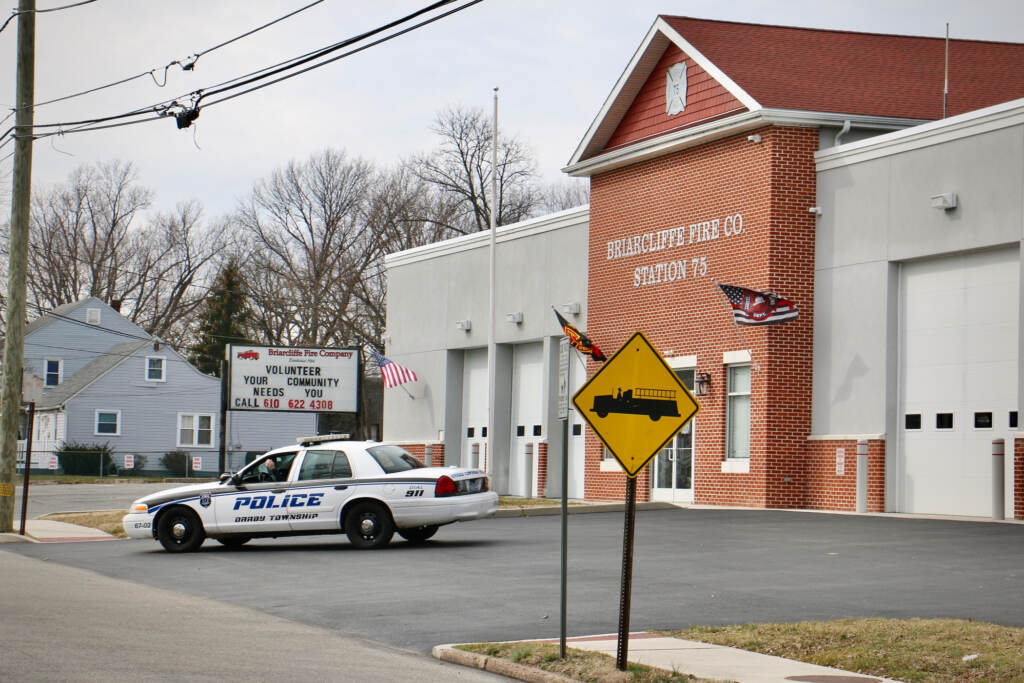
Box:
(287, 449, 354, 532)
(212, 453, 297, 534)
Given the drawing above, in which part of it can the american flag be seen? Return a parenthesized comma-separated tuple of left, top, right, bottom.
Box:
(718, 284, 799, 325)
(369, 349, 418, 388)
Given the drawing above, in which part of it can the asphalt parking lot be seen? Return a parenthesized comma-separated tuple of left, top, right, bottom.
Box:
(6, 506, 1024, 654)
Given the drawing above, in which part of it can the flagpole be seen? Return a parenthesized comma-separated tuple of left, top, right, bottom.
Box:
(487, 87, 498, 478)
(712, 279, 761, 371)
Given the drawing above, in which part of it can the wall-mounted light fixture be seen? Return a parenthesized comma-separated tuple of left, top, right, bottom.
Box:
(455, 319, 472, 331)
(559, 302, 581, 316)
(931, 192, 958, 211)
(695, 372, 712, 397)
(506, 312, 523, 324)
(746, 134, 762, 143)
(808, 206, 823, 216)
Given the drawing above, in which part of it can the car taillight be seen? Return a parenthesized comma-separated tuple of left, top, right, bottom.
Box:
(435, 475, 457, 497)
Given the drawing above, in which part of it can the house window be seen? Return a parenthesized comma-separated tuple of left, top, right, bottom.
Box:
(45, 359, 62, 386)
(178, 413, 214, 447)
(95, 411, 121, 436)
(146, 356, 166, 382)
(86, 308, 101, 324)
(726, 364, 751, 459)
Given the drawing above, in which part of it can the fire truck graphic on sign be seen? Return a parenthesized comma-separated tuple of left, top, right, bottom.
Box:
(572, 331, 699, 477)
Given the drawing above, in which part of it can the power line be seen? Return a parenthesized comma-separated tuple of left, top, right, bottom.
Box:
(0, 0, 97, 36)
(0, 0, 327, 129)
(0, 0, 482, 144)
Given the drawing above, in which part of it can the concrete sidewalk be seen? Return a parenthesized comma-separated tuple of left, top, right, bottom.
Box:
(0, 519, 115, 543)
(435, 632, 902, 683)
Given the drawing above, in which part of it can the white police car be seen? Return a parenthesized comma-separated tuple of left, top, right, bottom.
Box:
(123, 435, 498, 552)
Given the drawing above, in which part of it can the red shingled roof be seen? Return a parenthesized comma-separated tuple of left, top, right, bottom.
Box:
(661, 16, 1024, 120)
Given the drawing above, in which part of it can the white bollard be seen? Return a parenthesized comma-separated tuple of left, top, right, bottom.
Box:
(993, 439, 1005, 520)
(856, 439, 868, 513)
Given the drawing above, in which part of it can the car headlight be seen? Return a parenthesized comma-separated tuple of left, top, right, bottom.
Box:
(130, 503, 148, 513)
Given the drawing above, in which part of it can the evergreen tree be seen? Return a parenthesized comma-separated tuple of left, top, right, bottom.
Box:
(190, 259, 251, 376)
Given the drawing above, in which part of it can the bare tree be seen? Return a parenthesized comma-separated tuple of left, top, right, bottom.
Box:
(538, 178, 590, 213)
(234, 149, 375, 347)
(25, 161, 220, 345)
(413, 105, 540, 235)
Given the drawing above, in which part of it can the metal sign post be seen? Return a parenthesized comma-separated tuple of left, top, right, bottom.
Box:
(558, 337, 570, 658)
(18, 401, 35, 536)
(616, 476, 637, 670)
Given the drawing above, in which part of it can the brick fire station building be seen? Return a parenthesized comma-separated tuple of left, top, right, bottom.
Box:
(383, 17, 1024, 519)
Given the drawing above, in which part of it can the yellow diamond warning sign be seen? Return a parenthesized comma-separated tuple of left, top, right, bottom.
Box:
(572, 331, 699, 478)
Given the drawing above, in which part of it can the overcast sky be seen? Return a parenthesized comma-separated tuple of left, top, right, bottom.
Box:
(2, 0, 1022, 220)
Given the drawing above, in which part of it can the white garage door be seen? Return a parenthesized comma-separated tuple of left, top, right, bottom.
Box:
(461, 348, 488, 469)
(509, 343, 543, 497)
(899, 247, 1018, 516)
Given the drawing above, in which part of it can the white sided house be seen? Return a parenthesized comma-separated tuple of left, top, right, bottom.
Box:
(17, 298, 315, 474)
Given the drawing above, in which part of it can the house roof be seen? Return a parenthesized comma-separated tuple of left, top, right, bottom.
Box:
(23, 298, 100, 337)
(660, 16, 1024, 121)
(38, 340, 151, 410)
(567, 16, 1024, 169)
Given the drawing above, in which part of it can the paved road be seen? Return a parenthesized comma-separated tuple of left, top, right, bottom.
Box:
(6, 508, 1024, 655)
(0, 550, 504, 682)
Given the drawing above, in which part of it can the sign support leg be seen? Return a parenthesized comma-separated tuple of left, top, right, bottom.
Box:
(560, 418, 569, 658)
(616, 476, 637, 671)
(19, 401, 34, 536)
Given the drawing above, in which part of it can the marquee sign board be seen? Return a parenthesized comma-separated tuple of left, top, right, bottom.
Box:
(572, 331, 699, 477)
(227, 344, 359, 413)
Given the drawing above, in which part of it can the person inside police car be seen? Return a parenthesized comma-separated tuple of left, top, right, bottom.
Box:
(259, 453, 294, 482)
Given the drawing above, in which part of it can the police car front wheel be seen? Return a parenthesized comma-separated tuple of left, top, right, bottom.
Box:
(345, 501, 394, 549)
(157, 507, 205, 553)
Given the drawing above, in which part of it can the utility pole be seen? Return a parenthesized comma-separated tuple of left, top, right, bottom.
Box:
(0, 0, 36, 532)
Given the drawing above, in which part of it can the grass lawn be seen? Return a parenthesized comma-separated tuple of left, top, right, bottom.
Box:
(666, 618, 1024, 683)
(18, 474, 165, 484)
(499, 496, 586, 508)
(38, 510, 128, 537)
(456, 642, 723, 682)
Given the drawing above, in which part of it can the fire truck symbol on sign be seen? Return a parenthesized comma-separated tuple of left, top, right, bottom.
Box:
(591, 388, 680, 421)
(237, 350, 259, 360)
(572, 331, 699, 478)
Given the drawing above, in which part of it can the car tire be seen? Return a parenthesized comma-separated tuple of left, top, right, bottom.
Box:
(215, 536, 251, 547)
(397, 524, 439, 544)
(345, 501, 394, 549)
(157, 507, 206, 553)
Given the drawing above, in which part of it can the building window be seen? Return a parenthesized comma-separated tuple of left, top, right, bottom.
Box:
(726, 364, 751, 459)
(85, 308, 101, 324)
(45, 359, 62, 386)
(178, 413, 214, 447)
(95, 410, 120, 436)
(145, 356, 166, 382)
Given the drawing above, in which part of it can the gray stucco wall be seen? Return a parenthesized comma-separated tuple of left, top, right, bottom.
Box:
(382, 207, 590, 455)
(813, 101, 1024, 437)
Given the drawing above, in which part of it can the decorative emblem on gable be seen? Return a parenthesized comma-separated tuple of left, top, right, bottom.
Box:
(665, 61, 687, 115)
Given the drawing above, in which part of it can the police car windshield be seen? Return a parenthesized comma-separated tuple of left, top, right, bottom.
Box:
(366, 445, 424, 473)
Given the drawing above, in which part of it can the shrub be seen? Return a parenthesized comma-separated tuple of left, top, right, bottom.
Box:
(57, 442, 115, 476)
(160, 450, 189, 476)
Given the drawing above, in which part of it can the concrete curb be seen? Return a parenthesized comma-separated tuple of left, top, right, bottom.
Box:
(495, 501, 676, 517)
(432, 645, 578, 683)
(0, 532, 38, 543)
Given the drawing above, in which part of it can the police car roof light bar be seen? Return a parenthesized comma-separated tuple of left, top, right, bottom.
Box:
(297, 433, 351, 446)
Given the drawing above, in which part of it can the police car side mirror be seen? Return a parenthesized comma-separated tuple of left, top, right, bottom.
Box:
(218, 473, 231, 483)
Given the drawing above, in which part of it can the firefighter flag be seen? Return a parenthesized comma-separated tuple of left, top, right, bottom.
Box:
(369, 349, 418, 388)
(717, 284, 799, 325)
(552, 308, 607, 362)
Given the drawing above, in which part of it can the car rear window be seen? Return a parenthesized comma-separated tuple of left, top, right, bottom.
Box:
(366, 445, 425, 473)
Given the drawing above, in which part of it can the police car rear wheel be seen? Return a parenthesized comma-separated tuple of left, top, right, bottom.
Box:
(157, 507, 205, 553)
(398, 524, 439, 543)
(345, 501, 394, 549)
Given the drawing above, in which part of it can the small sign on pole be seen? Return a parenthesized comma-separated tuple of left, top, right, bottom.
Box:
(123, 454, 134, 470)
(192, 456, 203, 473)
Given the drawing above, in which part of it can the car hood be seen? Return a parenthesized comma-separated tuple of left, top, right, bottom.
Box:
(133, 481, 223, 509)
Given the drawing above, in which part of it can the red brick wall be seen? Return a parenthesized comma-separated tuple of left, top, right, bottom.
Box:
(585, 125, 818, 507)
(1015, 437, 1024, 520)
(604, 44, 746, 153)
(805, 439, 886, 512)
(537, 442, 548, 498)
(391, 442, 446, 468)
